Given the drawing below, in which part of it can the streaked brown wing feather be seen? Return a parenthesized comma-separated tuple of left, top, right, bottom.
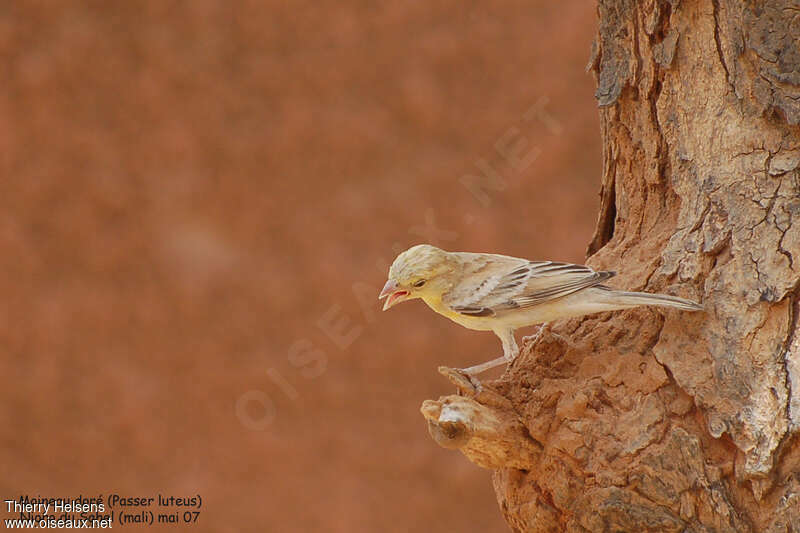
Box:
(444, 253, 615, 317)
(512, 266, 615, 307)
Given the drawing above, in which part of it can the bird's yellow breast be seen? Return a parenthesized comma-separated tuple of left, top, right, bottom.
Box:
(420, 294, 495, 331)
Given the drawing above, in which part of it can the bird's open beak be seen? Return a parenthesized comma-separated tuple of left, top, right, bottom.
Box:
(379, 279, 409, 311)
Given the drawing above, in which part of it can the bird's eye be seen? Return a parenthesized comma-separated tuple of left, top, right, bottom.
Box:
(413, 279, 426, 288)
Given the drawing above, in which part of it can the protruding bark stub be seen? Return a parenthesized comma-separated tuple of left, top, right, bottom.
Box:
(420, 396, 541, 471)
(420, 368, 541, 470)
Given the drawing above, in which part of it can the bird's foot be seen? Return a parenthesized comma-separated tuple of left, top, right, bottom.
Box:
(523, 323, 554, 346)
(437, 366, 516, 410)
(438, 355, 510, 395)
(504, 349, 519, 364)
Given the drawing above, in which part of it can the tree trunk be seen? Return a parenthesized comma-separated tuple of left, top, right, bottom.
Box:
(421, 1, 800, 531)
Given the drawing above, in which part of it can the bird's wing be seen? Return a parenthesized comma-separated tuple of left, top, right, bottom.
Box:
(444, 253, 615, 317)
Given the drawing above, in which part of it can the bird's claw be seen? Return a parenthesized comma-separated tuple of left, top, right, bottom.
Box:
(523, 323, 570, 346)
(436, 366, 516, 411)
(438, 366, 482, 394)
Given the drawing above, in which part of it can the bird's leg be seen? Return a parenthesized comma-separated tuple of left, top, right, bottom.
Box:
(459, 355, 509, 375)
(499, 329, 519, 362)
(455, 356, 506, 391)
(457, 329, 519, 376)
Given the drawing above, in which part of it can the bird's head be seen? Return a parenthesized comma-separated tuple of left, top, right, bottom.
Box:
(379, 244, 454, 311)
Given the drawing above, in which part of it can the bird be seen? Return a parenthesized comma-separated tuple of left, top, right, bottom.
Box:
(379, 244, 703, 375)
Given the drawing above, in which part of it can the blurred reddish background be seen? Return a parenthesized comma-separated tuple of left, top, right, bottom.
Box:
(0, 2, 600, 531)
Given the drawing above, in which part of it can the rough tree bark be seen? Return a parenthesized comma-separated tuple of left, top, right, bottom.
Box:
(422, 1, 800, 531)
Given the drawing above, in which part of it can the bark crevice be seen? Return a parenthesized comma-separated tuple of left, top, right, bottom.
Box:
(711, 0, 735, 94)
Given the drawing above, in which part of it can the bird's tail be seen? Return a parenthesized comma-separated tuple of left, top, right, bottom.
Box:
(594, 287, 703, 311)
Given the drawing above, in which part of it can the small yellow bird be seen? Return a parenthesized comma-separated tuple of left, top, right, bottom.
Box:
(379, 244, 702, 375)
